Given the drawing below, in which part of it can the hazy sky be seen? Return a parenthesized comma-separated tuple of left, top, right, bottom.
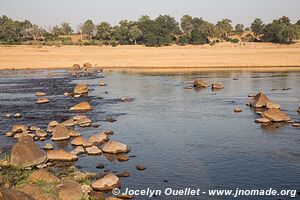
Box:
(1, 0, 300, 29)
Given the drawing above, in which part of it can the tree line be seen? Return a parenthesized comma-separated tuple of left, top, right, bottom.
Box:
(0, 15, 300, 46)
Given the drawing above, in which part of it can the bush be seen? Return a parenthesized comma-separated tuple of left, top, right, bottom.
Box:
(190, 30, 208, 45)
(177, 35, 190, 45)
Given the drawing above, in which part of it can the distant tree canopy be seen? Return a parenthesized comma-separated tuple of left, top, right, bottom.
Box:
(0, 15, 299, 46)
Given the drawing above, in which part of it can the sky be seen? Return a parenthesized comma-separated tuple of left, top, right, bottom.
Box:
(1, 0, 300, 30)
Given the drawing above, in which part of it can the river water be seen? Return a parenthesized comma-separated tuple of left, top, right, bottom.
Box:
(0, 70, 299, 200)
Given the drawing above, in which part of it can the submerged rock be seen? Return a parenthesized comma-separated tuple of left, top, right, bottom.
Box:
(261, 108, 291, 122)
(0, 188, 35, 200)
(136, 164, 146, 171)
(91, 174, 120, 191)
(70, 102, 93, 112)
(102, 141, 129, 154)
(193, 80, 209, 88)
(74, 83, 89, 95)
(211, 83, 224, 90)
(47, 149, 78, 161)
(51, 124, 70, 141)
(10, 135, 47, 167)
(117, 154, 129, 162)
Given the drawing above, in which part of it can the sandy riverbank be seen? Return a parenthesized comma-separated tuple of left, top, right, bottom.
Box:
(1, 42, 300, 73)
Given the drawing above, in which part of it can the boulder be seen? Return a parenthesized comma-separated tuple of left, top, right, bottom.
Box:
(48, 121, 59, 127)
(47, 149, 78, 161)
(211, 83, 224, 89)
(102, 141, 129, 154)
(68, 130, 81, 137)
(28, 169, 60, 183)
(70, 146, 85, 155)
(61, 119, 75, 127)
(14, 113, 22, 118)
(12, 124, 28, 133)
(234, 108, 242, 113)
(19, 184, 45, 199)
(261, 108, 291, 122)
(43, 143, 54, 150)
(117, 154, 129, 162)
(91, 174, 120, 191)
(71, 136, 86, 146)
(51, 124, 70, 141)
(255, 118, 271, 123)
(77, 117, 92, 127)
(0, 187, 35, 200)
(30, 126, 40, 131)
(249, 92, 277, 108)
(72, 64, 81, 70)
(36, 98, 50, 104)
(88, 132, 109, 145)
(99, 80, 106, 86)
(10, 135, 47, 167)
(74, 83, 88, 95)
(36, 130, 47, 137)
(193, 80, 209, 88)
(35, 92, 46, 96)
(266, 101, 281, 109)
(86, 146, 102, 155)
(70, 102, 93, 112)
(56, 180, 83, 200)
(136, 164, 146, 170)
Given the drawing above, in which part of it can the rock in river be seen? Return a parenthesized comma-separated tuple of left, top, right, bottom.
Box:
(0, 188, 35, 200)
(91, 174, 120, 191)
(193, 80, 209, 88)
(211, 83, 224, 90)
(86, 146, 102, 155)
(74, 83, 89, 95)
(249, 92, 279, 108)
(297, 107, 300, 113)
(35, 92, 46, 96)
(10, 135, 47, 168)
(102, 140, 129, 154)
(51, 124, 70, 141)
(36, 98, 50, 104)
(47, 149, 78, 161)
(70, 146, 85, 155)
(70, 102, 93, 112)
(255, 118, 271, 123)
(261, 108, 291, 122)
(88, 132, 109, 145)
(71, 136, 86, 146)
(234, 108, 242, 113)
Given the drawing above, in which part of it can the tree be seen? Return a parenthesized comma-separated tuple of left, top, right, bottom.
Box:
(129, 25, 142, 44)
(235, 24, 244, 34)
(180, 15, 193, 36)
(52, 25, 62, 36)
(280, 24, 300, 43)
(216, 19, 233, 38)
(251, 18, 264, 39)
(61, 22, 73, 35)
(297, 20, 300, 26)
(192, 17, 216, 37)
(111, 20, 130, 45)
(155, 15, 181, 38)
(25, 25, 46, 42)
(81, 19, 94, 39)
(190, 30, 208, 45)
(96, 22, 112, 41)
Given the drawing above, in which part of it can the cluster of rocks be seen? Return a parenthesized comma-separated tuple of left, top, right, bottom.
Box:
(71, 63, 102, 77)
(2, 112, 22, 118)
(193, 79, 224, 90)
(35, 91, 50, 104)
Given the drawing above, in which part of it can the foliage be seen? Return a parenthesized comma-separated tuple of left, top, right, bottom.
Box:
(251, 18, 264, 39)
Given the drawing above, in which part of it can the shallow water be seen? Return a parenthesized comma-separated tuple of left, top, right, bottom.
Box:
(0, 70, 300, 200)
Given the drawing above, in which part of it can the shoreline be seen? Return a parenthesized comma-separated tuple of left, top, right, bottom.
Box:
(1, 43, 300, 73)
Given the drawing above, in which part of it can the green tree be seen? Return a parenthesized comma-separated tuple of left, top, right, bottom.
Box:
(52, 25, 62, 36)
(129, 25, 143, 45)
(61, 22, 73, 35)
(112, 20, 130, 45)
(192, 17, 216, 37)
(280, 24, 300, 43)
(216, 19, 233, 38)
(96, 22, 112, 41)
(180, 15, 193, 36)
(251, 18, 264, 39)
(235, 24, 244, 34)
(81, 19, 94, 39)
(190, 29, 208, 45)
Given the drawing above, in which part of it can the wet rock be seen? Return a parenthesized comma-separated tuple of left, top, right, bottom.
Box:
(120, 170, 130, 177)
(292, 123, 300, 127)
(106, 117, 116, 122)
(282, 87, 291, 90)
(249, 92, 279, 108)
(36, 130, 48, 137)
(4, 186, 25, 199)
(261, 108, 291, 122)
(99, 80, 106, 86)
(47, 149, 78, 161)
(56, 180, 83, 200)
(234, 108, 242, 113)
(28, 169, 60, 183)
(74, 83, 89, 95)
(86, 146, 102, 155)
(117, 154, 129, 162)
(71, 136, 86, 146)
(77, 116, 92, 127)
(70, 102, 93, 112)
(96, 163, 105, 169)
(73, 171, 96, 182)
(51, 124, 70, 141)
(10, 135, 47, 167)
(136, 164, 146, 170)
(3, 113, 12, 118)
(102, 141, 129, 154)
(12, 124, 28, 133)
(68, 130, 81, 137)
(91, 174, 120, 191)
(82, 141, 93, 148)
(43, 143, 54, 150)
(36, 98, 50, 104)
(88, 132, 109, 145)
(73, 115, 88, 121)
(17, 185, 44, 200)
(193, 80, 209, 88)
(211, 83, 224, 90)
(266, 101, 281, 109)
(14, 113, 22, 118)
(35, 92, 46, 96)
(30, 126, 40, 131)
(255, 118, 271, 123)
(74, 94, 81, 98)
(48, 121, 59, 127)
(61, 119, 75, 127)
(70, 146, 85, 155)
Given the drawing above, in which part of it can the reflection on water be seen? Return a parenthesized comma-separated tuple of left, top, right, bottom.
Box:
(0, 70, 300, 200)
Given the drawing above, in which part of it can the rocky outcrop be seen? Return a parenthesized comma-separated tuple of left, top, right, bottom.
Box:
(261, 108, 291, 122)
(102, 141, 129, 154)
(91, 174, 120, 191)
(249, 92, 280, 108)
(69, 102, 93, 112)
(10, 135, 47, 167)
(51, 124, 70, 141)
